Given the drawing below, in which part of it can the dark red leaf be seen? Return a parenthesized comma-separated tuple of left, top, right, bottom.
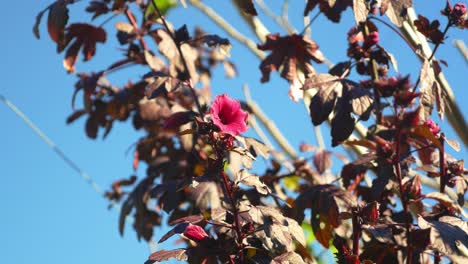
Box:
(62, 23, 107, 73)
(258, 34, 324, 83)
(47, 0, 69, 44)
(313, 149, 332, 174)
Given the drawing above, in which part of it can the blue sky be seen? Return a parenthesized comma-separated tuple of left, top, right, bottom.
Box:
(1, 1, 467, 264)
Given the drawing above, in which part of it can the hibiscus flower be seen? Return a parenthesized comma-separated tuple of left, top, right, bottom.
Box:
(210, 94, 248, 136)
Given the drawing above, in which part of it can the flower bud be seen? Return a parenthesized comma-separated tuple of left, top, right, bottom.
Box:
(363, 31, 379, 49)
(183, 223, 208, 242)
(423, 119, 441, 135)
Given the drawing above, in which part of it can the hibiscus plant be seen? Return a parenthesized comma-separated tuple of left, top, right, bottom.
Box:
(34, 0, 468, 263)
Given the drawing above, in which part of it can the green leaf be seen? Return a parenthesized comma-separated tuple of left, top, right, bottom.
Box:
(284, 175, 299, 191)
(145, 0, 177, 20)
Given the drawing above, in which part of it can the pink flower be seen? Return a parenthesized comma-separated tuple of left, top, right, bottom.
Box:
(210, 94, 248, 136)
(183, 223, 208, 242)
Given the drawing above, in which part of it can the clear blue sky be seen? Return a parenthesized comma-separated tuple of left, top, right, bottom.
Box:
(1, 1, 467, 264)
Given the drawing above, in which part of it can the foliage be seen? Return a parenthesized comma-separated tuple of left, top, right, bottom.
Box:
(34, 0, 468, 263)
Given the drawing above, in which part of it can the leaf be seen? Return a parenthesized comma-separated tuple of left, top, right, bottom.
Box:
(424, 192, 468, 218)
(331, 99, 355, 147)
(163, 111, 195, 130)
(62, 23, 107, 73)
(66, 109, 87, 124)
(258, 34, 324, 83)
(169, 215, 204, 226)
(445, 137, 461, 152)
(349, 85, 373, 117)
(313, 150, 332, 174)
(199, 34, 231, 56)
(158, 222, 188, 243)
(145, 0, 177, 20)
(306, 74, 341, 126)
(434, 80, 445, 119)
(85, 1, 110, 20)
(272, 252, 306, 264)
(418, 60, 435, 121)
(33, 9, 46, 39)
(246, 206, 306, 252)
(353, 0, 368, 24)
(382, 0, 413, 27)
(153, 29, 198, 81)
(418, 216, 468, 262)
(411, 125, 442, 150)
(147, 249, 188, 263)
(47, 1, 69, 44)
(85, 117, 98, 139)
(237, 136, 271, 159)
(144, 50, 166, 71)
(304, 0, 352, 23)
(235, 170, 270, 195)
(414, 15, 444, 44)
(295, 184, 356, 248)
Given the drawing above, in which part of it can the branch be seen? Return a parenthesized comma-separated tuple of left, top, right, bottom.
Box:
(188, 0, 266, 59)
(254, 0, 295, 34)
(453, 40, 468, 65)
(244, 90, 299, 160)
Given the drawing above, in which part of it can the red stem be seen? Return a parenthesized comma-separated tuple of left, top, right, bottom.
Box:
(125, 9, 148, 51)
(220, 170, 245, 263)
(439, 133, 446, 193)
(395, 123, 413, 264)
(352, 212, 360, 256)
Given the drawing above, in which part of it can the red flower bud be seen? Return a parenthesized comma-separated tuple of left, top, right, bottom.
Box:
(453, 3, 467, 18)
(424, 119, 441, 135)
(183, 223, 208, 242)
(362, 202, 379, 224)
(447, 2, 468, 27)
(363, 31, 379, 49)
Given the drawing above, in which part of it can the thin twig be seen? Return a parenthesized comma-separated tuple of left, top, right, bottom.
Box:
(188, 0, 266, 59)
(125, 9, 148, 50)
(453, 40, 468, 64)
(255, 0, 295, 34)
(244, 95, 298, 160)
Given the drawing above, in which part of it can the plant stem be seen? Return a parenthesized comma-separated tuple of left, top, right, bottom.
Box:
(220, 170, 245, 263)
(125, 9, 148, 50)
(352, 212, 360, 256)
(394, 123, 413, 264)
(439, 133, 446, 193)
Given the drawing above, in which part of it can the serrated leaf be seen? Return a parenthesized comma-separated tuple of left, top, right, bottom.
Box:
(418, 216, 468, 262)
(235, 170, 270, 195)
